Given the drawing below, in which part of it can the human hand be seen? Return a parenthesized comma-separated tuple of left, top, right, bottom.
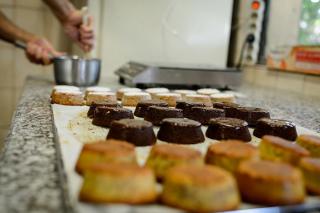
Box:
(25, 37, 63, 65)
(63, 10, 94, 52)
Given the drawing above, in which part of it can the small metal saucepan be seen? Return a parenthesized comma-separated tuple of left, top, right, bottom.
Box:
(7, 39, 101, 87)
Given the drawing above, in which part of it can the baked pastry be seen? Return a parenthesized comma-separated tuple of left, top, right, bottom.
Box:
(296, 134, 320, 157)
(157, 118, 205, 144)
(116, 88, 142, 100)
(253, 118, 298, 141)
(51, 90, 84, 105)
(212, 102, 240, 117)
(87, 101, 121, 119)
(299, 157, 320, 195)
(85, 91, 117, 105)
(173, 89, 196, 100)
(75, 139, 136, 174)
(236, 160, 305, 205)
(185, 94, 212, 106)
(107, 119, 156, 146)
(84, 86, 111, 98)
(79, 163, 157, 204)
(134, 100, 168, 118)
(206, 118, 251, 142)
(155, 93, 182, 107)
(121, 92, 151, 106)
(144, 106, 183, 126)
(162, 165, 240, 212)
(145, 144, 203, 180)
(232, 107, 270, 126)
(92, 107, 134, 127)
(187, 107, 225, 125)
(259, 135, 310, 165)
(197, 88, 220, 96)
(145, 87, 170, 99)
(175, 101, 207, 117)
(210, 93, 235, 103)
(51, 85, 80, 97)
(205, 140, 259, 173)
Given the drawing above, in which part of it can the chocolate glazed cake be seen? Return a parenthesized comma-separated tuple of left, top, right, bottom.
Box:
(233, 107, 270, 126)
(107, 119, 156, 146)
(206, 118, 251, 142)
(212, 102, 240, 117)
(92, 106, 133, 127)
(87, 101, 122, 118)
(134, 100, 168, 118)
(187, 107, 225, 125)
(144, 106, 183, 126)
(175, 101, 207, 117)
(157, 118, 205, 144)
(253, 118, 298, 141)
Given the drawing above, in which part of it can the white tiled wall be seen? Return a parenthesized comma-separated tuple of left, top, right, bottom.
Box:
(0, 0, 68, 142)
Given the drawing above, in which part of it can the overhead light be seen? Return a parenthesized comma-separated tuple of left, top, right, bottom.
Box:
(251, 1, 261, 10)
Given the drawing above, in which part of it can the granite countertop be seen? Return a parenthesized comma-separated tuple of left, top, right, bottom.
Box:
(0, 76, 319, 213)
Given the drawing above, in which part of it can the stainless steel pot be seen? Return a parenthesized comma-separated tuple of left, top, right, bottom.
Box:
(6, 39, 101, 87)
(53, 56, 101, 86)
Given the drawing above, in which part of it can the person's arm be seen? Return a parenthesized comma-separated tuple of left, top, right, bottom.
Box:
(43, 0, 94, 52)
(0, 11, 61, 65)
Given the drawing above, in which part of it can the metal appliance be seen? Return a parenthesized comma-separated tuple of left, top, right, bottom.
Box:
(115, 62, 242, 89)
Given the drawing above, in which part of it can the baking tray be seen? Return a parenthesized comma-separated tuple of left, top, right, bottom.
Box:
(51, 104, 320, 213)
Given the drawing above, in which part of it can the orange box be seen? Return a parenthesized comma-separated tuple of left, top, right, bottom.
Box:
(267, 45, 320, 75)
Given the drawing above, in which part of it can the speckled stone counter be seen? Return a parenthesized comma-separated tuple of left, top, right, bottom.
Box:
(0, 76, 319, 213)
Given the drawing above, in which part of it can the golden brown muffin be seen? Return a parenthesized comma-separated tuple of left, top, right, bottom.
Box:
(51, 90, 84, 105)
(155, 93, 182, 107)
(297, 135, 320, 158)
(116, 88, 142, 100)
(299, 157, 320, 195)
(145, 144, 203, 180)
(236, 160, 305, 205)
(205, 140, 259, 173)
(121, 92, 151, 106)
(145, 87, 170, 99)
(197, 88, 220, 96)
(85, 91, 117, 105)
(173, 89, 196, 100)
(162, 165, 240, 213)
(259, 135, 310, 165)
(75, 140, 136, 174)
(79, 163, 157, 204)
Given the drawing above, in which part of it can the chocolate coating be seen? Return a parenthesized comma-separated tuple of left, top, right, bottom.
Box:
(134, 100, 168, 118)
(87, 102, 122, 118)
(187, 107, 225, 125)
(206, 118, 251, 142)
(144, 106, 183, 126)
(233, 107, 270, 126)
(175, 101, 207, 117)
(107, 119, 156, 146)
(212, 102, 240, 117)
(157, 118, 205, 144)
(92, 107, 133, 127)
(253, 118, 298, 141)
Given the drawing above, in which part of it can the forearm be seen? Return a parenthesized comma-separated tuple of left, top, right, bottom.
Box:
(42, 0, 76, 23)
(0, 11, 36, 43)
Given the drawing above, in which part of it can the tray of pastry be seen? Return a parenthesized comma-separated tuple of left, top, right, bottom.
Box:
(51, 86, 320, 213)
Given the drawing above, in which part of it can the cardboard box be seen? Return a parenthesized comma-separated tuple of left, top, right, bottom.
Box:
(267, 45, 320, 75)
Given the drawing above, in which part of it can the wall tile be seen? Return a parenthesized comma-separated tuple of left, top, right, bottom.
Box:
(303, 75, 320, 98)
(254, 68, 278, 88)
(276, 72, 305, 93)
(15, 0, 45, 9)
(0, 47, 14, 87)
(15, 8, 44, 37)
(13, 50, 44, 88)
(0, 88, 14, 126)
(0, 8, 15, 48)
(0, 128, 9, 147)
(0, 0, 14, 6)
